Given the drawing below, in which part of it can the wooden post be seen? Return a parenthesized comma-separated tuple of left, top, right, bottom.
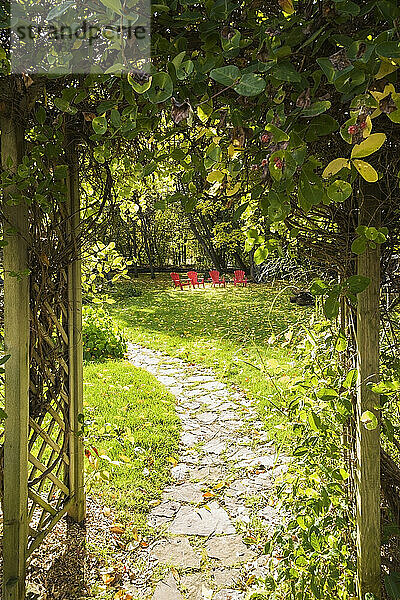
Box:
(356, 187, 381, 599)
(1, 114, 30, 600)
(66, 134, 86, 523)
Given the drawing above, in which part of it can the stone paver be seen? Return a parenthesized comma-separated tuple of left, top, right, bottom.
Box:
(163, 482, 203, 504)
(152, 573, 183, 600)
(127, 343, 286, 600)
(151, 537, 201, 568)
(205, 535, 256, 566)
(168, 502, 235, 536)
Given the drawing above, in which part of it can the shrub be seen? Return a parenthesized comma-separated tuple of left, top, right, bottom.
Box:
(82, 306, 127, 361)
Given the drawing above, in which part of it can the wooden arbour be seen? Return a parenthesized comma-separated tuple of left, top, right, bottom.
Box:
(1, 105, 85, 600)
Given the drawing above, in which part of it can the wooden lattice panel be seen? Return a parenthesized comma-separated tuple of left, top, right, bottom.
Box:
(27, 265, 73, 557)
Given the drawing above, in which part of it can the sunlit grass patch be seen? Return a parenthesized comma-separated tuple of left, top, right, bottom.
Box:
(83, 359, 180, 533)
(110, 275, 311, 444)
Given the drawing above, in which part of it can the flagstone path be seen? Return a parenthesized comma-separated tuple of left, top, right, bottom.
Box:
(127, 343, 288, 600)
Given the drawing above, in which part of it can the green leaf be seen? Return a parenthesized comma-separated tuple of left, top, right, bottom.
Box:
(271, 62, 301, 82)
(324, 293, 340, 319)
(385, 573, 400, 600)
(336, 0, 360, 15)
(233, 202, 249, 221)
(310, 279, 329, 295)
(300, 101, 331, 117)
(327, 180, 352, 202)
(360, 410, 378, 430)
(335, 331, 347, 352)
(110, 109, 121, 128)
(378, 1, 400, 19)
(351, 236, 367, 254)
(310, 531, 321, 552)
(210, 65, 241, 87)
(47, 1, 74, 19)
(177, 60, 194, 80)
(254, 246, 269, 264)
(353, 159, 378, 182)
(351, 133, 386, 159)
(376, 41, 400, 59)
(128, 73, 152, 93)
(146, 72, 173, 103)
(99, 0, 123, 14)
(54, 98, 70, 112)
(234, 73, 266, 96)
(346, 275, 370, 293)
(308, 411, 322, 432)
(172, 51, 186, 70)
(184, 196, 197, 212)
(222, 29, 241, 53)
(389, 109, 400, 123)
(35, 106, 46, 124)
(306, 115, 339, 141)
(92, 114, 108, 135)
(0, 354, 10, 365)
(265, 124, 289, 142)
(317, 58, 335, 83)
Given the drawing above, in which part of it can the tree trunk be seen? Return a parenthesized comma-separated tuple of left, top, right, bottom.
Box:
(1, 111, 30, 600)
(137, 205, 155, 279)
(187, 213, 224, 272)
(356, 186, 381, 600)
(234, 251, 248, 275)
(131, 222, 139, 278)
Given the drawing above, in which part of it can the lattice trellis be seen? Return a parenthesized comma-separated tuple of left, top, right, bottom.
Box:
(27, 268, 72, 558)
(1, 129, 85, 600)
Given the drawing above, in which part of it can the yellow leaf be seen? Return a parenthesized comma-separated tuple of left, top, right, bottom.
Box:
(353, 159, 378, 182)
(119, 454, 131, 463)
(370, 108, 382, 119)
(103, 506, 111, 517)
(207, 170, 225, 183)
(226, 182, 241, 196)
(322, 158, 350, 179)
(228, 143, 242, 158)
(370, 83, 395, 102)
(362, 116, 372, 138)
(278, 0, 294, 14)
(197, 98, 213, 123)
(110, 523, 125, 534)
(375, 60, 398, 80)
(351, 132, 386, 159)
(213, 482, 225, 490)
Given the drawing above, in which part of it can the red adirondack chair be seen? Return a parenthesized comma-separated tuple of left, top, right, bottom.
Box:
(187, 271, 205, 288)
(209, 270, 226, 287)
(234, 270, 248, 287)
(170, 272, 191, 290)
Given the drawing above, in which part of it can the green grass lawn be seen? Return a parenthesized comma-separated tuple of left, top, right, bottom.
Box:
(83, 360, 180, 535)
(110, 275, 312, 443)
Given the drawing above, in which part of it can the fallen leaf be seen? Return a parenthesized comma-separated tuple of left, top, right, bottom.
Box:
(103, 506, 111, 517)
(203, 491, 215, 499)
(110, 524, 125, 534)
